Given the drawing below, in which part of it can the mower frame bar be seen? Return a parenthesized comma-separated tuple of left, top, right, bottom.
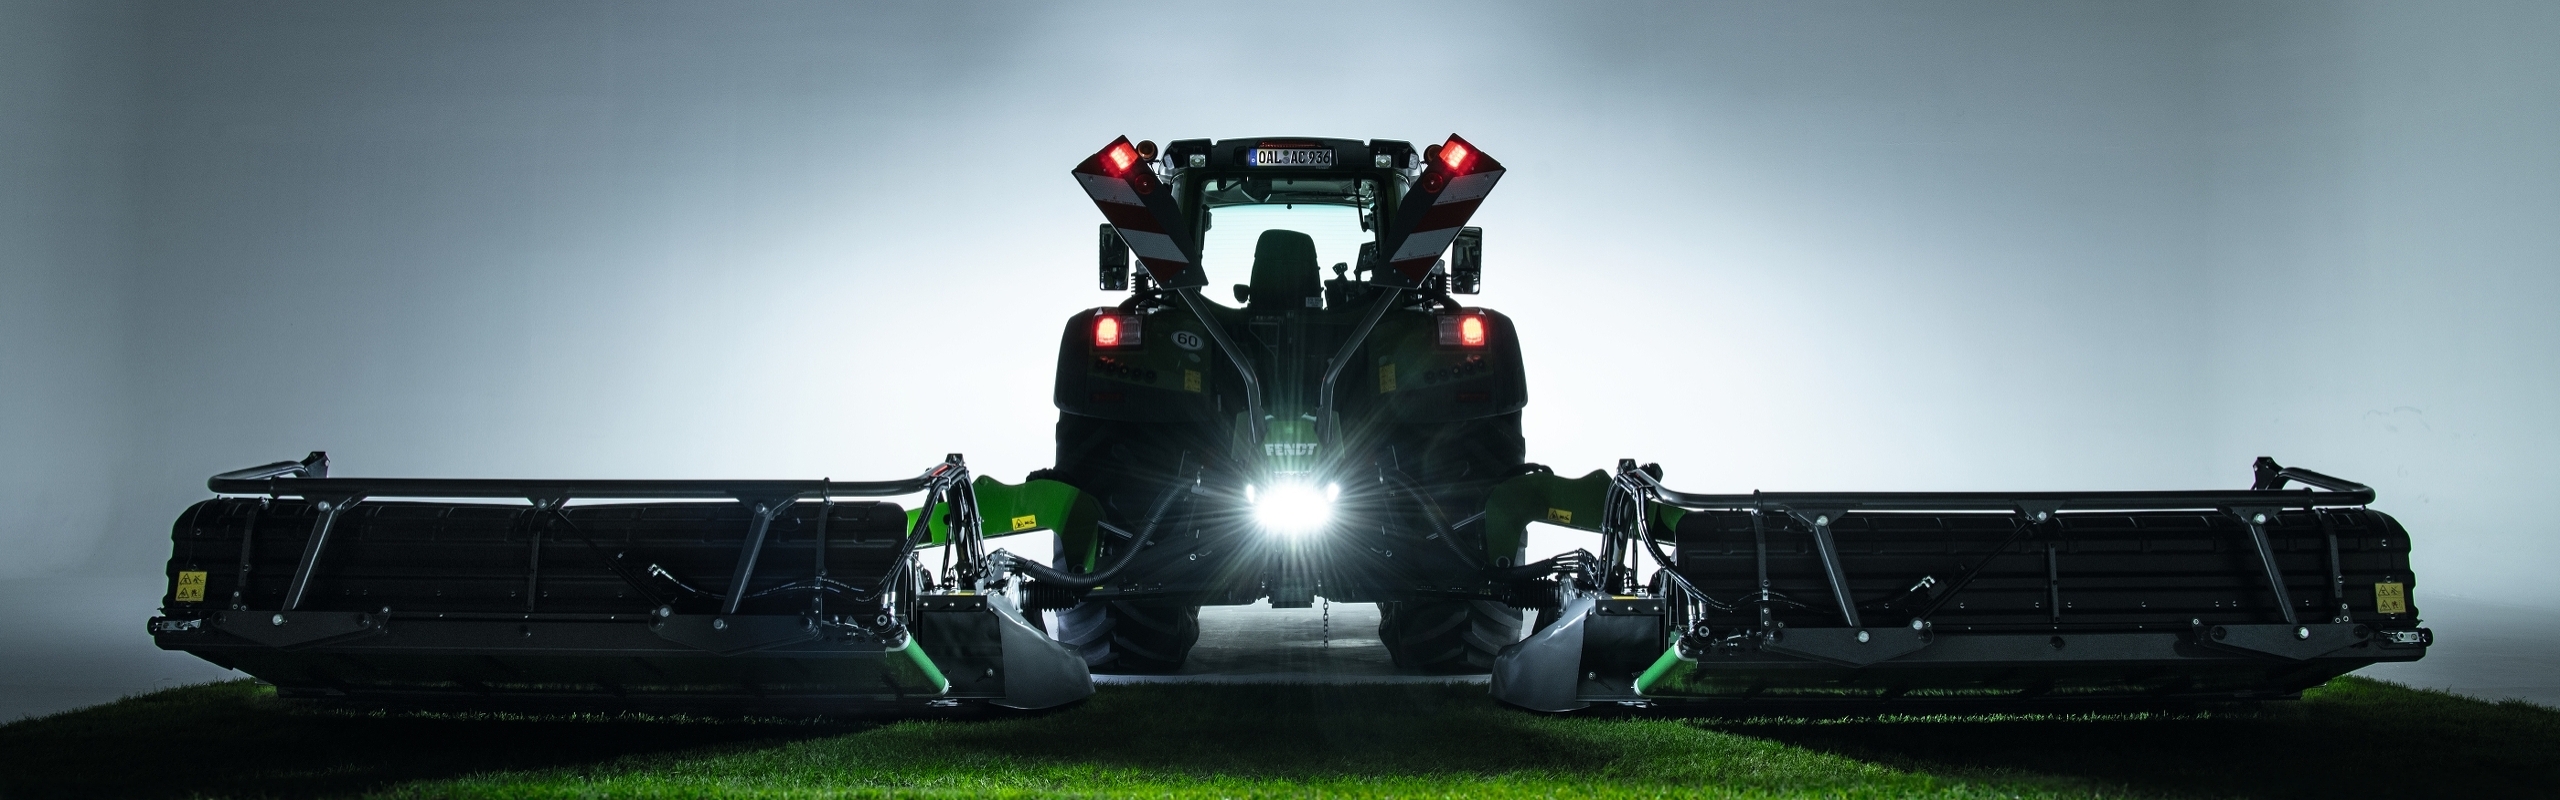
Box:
(1636, 481, 2375, 515)
(210, 455, 941, 501)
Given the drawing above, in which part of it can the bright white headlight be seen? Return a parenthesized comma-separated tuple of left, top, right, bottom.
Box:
(1251, 481, 1339, 536)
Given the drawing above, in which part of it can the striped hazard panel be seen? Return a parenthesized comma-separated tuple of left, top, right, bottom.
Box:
(1072, 137, 1204, 288)
(1375, 134, 1505, 287)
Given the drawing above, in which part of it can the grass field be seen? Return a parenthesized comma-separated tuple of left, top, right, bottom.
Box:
(1, 677, 2552, 799)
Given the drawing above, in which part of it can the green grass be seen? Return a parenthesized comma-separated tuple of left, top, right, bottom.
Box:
(1, 678, 2551, 799)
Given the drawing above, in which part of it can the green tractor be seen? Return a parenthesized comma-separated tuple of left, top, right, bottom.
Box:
(148, 134, 2430, 713)
(1033, 135, 1530, 674)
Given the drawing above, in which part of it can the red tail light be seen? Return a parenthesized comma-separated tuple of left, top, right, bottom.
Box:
(1104, 142, 1139, 175)
(1439, 138, 1473, 172)
(1439, 312, 1488, 347)
(1093, 311, 1141, 348)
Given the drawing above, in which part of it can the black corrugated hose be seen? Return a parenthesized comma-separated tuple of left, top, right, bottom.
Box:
(999, 470, 1187, 591)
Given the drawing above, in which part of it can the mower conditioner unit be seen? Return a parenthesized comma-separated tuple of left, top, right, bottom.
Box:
(152, 453, 1093, 712)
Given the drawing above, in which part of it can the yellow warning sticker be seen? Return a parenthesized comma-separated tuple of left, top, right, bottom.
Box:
(174, 571, 207, 603)
(1378, 363, 1397, 393)
(1546, 508, 1574, 525)
(1183, 369, 1202, 393)
(1010, 514, 1040, 532)
(2375, 582, 2407, 614)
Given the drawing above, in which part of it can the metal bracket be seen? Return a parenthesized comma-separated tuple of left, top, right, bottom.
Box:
(2316, 509, 2351, 623)
(812, 493, 833, 614)
(652, 614, 820, 656)
(229, 499, 265, 610)
(2198, 621, 2370, 661)
(1315, 287, 1403, 445)
(2228, 506, 2300, 627)
(522, 496, 564, 613)
(212, 609, 388, 650)
(1786, 508, 1860, 629)
(2045, 541, 2063, 626)
(1175, 287, 1266, 443)
(1762, 624, 1932, 667)
(280, 494, 361, 612)
(1748, 507, 1776, 628)
(720, 496, 794, 616)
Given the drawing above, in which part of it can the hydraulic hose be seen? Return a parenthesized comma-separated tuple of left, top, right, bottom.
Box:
(1003, 475, 1185, 591)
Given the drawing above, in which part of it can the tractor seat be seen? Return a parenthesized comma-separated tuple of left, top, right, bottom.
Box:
(1246, 229, 1323, 311)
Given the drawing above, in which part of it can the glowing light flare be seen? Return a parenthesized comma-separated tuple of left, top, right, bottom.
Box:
(1250, 482, 1340, 536)
(1093, 315, 1122, 348)
(1438, 138, 1473, 172)
(1439, 312, 1490, 347)
(1104, 142, 1139, 174)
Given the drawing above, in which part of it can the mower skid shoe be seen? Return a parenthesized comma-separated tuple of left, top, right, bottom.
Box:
(990, 597, 1092, 709)
(1491, 595, 1667, 712)
(1490, 597, 1594, 712)
(912, 593, 1093, 710)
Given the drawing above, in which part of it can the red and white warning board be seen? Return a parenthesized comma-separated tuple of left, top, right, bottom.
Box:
(1071, 137, 1204, 288)
(1374, 134, 1505, 287)
(1071, 133, 1503, 291)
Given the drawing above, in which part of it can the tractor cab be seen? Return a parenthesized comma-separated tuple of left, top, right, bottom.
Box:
(1089, 137, 1436, 307)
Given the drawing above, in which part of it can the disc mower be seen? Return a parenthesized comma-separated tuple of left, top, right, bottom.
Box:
(150, 134, 2428, 713)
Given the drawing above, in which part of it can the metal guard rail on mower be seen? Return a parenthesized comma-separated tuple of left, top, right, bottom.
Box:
(206, 452, 976, 617)
(211, 451, 945, 501)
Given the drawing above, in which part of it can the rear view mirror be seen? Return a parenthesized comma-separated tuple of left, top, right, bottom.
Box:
(1450, 227, 1482, 294)
(1099, 224, 1130, 291)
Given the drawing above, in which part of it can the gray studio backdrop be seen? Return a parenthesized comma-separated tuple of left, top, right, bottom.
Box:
(7, 1, 2556, 612)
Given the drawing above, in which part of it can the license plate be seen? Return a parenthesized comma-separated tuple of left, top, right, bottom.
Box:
(1251, 148, 1335, 167)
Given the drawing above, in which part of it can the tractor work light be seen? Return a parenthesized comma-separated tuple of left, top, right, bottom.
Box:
(1093, 311, 1141, 348)
(1440, 312, 1488, 347)
(1248, 481, 1338, 536)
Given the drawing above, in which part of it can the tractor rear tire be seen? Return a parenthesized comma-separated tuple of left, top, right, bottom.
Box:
(1053, 598, 1200, 674)
(1378, 598, 1526, 673)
